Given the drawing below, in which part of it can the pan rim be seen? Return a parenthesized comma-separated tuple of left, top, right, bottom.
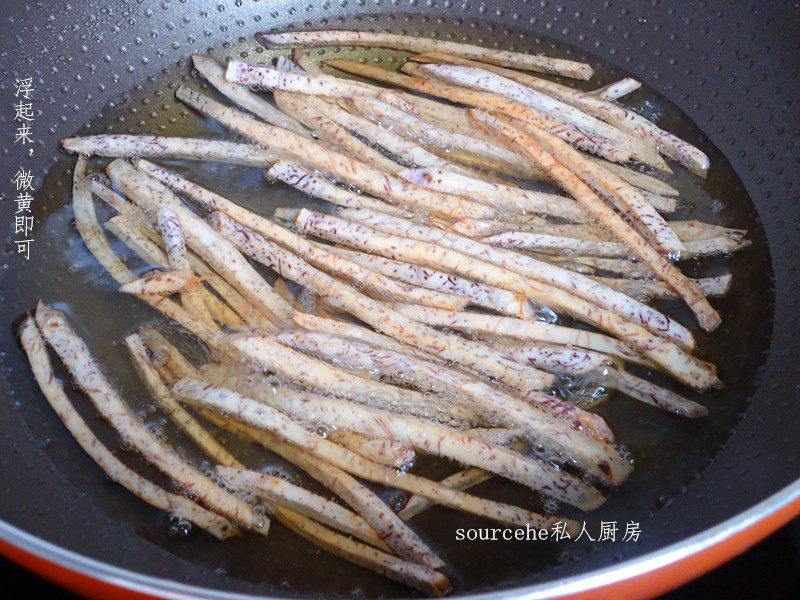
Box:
(1, 479, 798, 600)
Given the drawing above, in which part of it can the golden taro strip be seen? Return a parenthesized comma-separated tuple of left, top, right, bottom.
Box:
(495, 115, 684, 254)
(118, 270, 201, 296)
(213, 215, 630, 485)
(62, 135, 280, 166)
(18, 317, 236, 540)
(34, 303, 269, 534)
(259, 30, 594, 79)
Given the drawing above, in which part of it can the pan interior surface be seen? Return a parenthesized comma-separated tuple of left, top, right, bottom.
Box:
(0, 3, 797, 599)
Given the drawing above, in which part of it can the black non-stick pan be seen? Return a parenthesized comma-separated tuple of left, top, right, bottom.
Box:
(1, 1, 799, 599)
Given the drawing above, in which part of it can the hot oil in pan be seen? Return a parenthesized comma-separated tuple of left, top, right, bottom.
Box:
(1, 33, 774, 597)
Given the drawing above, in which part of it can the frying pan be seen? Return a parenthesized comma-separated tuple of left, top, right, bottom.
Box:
(1, 1, 799, 599)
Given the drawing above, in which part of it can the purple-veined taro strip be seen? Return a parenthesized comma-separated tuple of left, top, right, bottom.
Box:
(568, 256, 654, 278)
(596, 275, 733, 301)
(279, 509, 451, 596)
(254, 384, 603, 508)
(273, 91, 403, 174)
(18, 317, 237, 540)
(92, 173, 265, 331)
(192, 55, 308, 136)
(587, 157, 679, 197)
(321, 57, 603, 168)
(398, 167, 589, 223)
(157, 207, 219, 330)
(34, 303, 269, 534)
(353, 94, 539, 177)
(213, 218, 633, 486)
(327, 430, 415, 469)
(402, 60, 636, 166)
(504, 344, 615, 377)
(194, 409, 452, 596)
(589, 78, 643, 101)
(275, 329, 613, 442)
(485, 233, 748, 259)
(390, 304, 650, 367)
(266, 160, 409, 216)
(106, 216, 170, 266)
(393, 91, 500, 139)
(259, 30, 593, 80)
(225, 60, 382, 98)
(418, 63, 663, 168)
(452, 218, 601, 239)
(125, 333, 243, 468)
(175, 378, 595, 527)
(327, 245, 533, 318)
(128, 207, 267, 331)
(215, 466, 390, 550)
(502, 116, 684, 254)
(407, 52, 704, 172)
(215, 213, 558, 395)
(292, 310, 615, 439)
(72, 156, 135, 285)
(602, 368, 708, 418)
(399, 468, 493, 521)
(668, 220, 747, 242)
(118, 270, 200, 296)
(189, 374, 603, 512)
(311, 209, 717, 390)
(193, 371, 440, 570)
(293, 311, 441, 362)
(303, 91, 479, 177)
(398, 428, 524, 521)
(106, 160, 292, 325)
(469, 111, 721, 332)
(62, 135, 280, 166)
(493, 68, 710, 172)
(407, 54, 667, 171)
(234, 335, 482, 425)
(251, 436, 445, 574)
(136, 160, 468, 312)
(175, 86, 493, 220)
(483, 232, 632, 257)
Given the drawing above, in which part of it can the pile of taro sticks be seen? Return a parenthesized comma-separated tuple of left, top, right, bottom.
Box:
(22, 30, 750, 595)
